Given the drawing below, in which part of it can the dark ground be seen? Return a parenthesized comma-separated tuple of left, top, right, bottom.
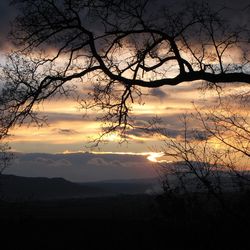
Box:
(1, 193, 250, 250)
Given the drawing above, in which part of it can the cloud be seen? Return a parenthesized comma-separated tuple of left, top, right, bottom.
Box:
(87, 157, 109, 167)
(87, 156, 132, 168)
(3, 0, 248, 156)
(45, 112, 84, 122)
(149, 88, 168, 99)
(54, 128, 79, 135)
(1, 0, 249, 53)
(35, 157, 55, 165)
(0, 0, 18, 50)
(48, 159, 72, 167)
(5, 152, 157, 182)
(35, 157, 72, 167)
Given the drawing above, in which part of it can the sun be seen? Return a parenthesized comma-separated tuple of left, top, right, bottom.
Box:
(146, 152, 165, 163)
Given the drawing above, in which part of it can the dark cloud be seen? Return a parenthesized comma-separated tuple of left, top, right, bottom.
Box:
(87, 157, 127, 168)
(35, 157, 72, 167)
(149, 88, 168, 99)
(6, 152, 157, 182)
(133, 119, 150, 127)
(126, 125, 210, 141)
(134, 113, 189, 127)
(0, 0, 18, 49)
(41, 112, 88, 123)
(54, 128, 79, 135)
(0, 0, 249, 51)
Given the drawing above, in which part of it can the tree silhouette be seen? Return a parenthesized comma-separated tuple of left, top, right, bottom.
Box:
(0, 0, 249, 137)
(0, 143, 12, 175)
(157, 90, 250, 213)
(0, 142, 13, 198)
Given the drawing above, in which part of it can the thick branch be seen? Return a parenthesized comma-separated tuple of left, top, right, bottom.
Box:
(106, 71, 250, 88)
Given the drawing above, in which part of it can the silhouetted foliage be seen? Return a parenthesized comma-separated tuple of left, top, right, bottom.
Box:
(0, 142, 13, 198)
(0, 0, 249, 139)
(0, 143, 12, 175)
(156, 91, 250, 217)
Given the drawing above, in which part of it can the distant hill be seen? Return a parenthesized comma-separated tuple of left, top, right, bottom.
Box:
(0, 174, 105, 201)
(0, 174, 160, 201)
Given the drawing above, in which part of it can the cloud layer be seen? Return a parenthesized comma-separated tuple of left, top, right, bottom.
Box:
(6, 152, 158, 182)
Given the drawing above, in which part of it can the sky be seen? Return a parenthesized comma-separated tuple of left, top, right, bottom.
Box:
(7, 81, 209, 153)
(0, 0, 249, 181)
(0, 0, 208, 153)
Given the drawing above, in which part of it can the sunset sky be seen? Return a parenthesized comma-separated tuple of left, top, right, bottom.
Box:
(0, 0, 249, 181)
(1, 4, 250, 250)
(7, 81, 209, 153)
(0, 1, 204, 154)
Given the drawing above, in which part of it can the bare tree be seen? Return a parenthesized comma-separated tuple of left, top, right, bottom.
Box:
(0, 143, 12, 175)
(0, 142, 13, 199)
(0, 0, 249, 138)
(156, 90, 250, 211)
